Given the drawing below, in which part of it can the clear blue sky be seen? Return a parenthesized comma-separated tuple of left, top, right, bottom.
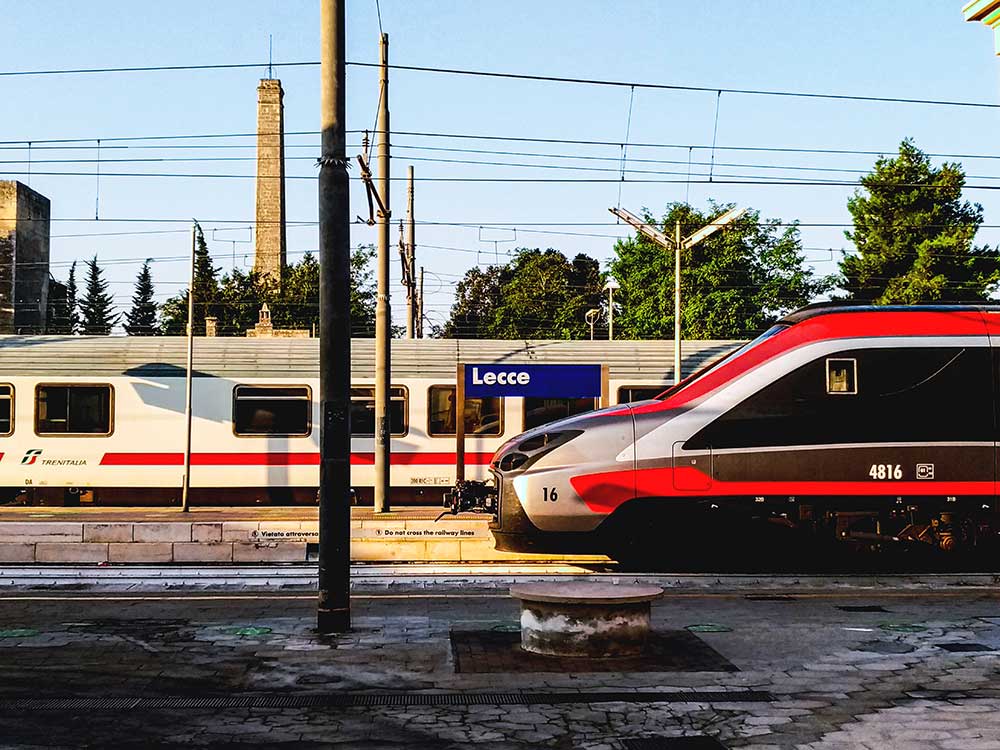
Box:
(2, 1, 999, 332)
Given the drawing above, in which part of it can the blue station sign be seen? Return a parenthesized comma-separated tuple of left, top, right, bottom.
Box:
(464, 363, 602, 398)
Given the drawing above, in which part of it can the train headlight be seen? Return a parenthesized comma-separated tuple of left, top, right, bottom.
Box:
(497, 452, 528, 472)
(493, 429, 583, 474)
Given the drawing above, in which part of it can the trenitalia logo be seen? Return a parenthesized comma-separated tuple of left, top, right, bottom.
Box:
(21, 449, 42, 466)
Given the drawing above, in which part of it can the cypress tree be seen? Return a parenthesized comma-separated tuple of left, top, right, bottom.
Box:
(79, 256, 120, 335)
(192, 223, 219, 334)
(161, 223, 219, 334)
(125, 260, 159, 335)
(65, 261, 81, 334)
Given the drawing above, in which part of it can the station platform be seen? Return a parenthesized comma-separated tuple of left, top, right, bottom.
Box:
(0, 506, 610, 565)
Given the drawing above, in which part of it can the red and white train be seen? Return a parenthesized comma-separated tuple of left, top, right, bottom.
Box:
(478, 304, 1000, 559)
(0, 336, 737, 506)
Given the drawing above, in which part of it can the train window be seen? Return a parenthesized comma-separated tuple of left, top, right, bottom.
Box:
(233, 386, 311, 437)
(35, 385, 113, 435)
(523, 397, 596, 431)
(427, 386, 502, 437)
(826, 359, 857, 394)
(0, 385, 11, 436)
(686, 347, 993, 449)
(617, 386, 665, 404)
(350, 387, 407, 437)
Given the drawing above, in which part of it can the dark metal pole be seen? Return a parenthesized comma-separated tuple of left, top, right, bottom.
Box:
(317, 0, 351, 633)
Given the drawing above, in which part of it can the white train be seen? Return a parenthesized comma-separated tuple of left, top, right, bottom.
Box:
(0, 336, 740, 506)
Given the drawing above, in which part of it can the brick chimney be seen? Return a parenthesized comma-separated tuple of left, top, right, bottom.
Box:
(253, 79, 286, 284)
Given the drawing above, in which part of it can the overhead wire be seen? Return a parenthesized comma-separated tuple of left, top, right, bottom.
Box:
(3, 57, 1000, 110)
(5, 130, 1000, 165)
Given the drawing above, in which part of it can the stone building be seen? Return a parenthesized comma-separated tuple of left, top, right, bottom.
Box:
(0, 181, 50, 334)
(254, 79, 287, 284)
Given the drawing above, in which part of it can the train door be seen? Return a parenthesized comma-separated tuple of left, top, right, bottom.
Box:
(671, 441, 712, 491)
(991, 330, 1000, 509)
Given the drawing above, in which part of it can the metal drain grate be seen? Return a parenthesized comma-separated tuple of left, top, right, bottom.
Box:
(622, 737, 728, 749)
(0, 690, 773, 712)
(450, 630, 737, 673)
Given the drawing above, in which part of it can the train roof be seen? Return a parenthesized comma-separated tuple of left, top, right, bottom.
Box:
(0, 336, 744, 381)
(780, 301, 1000, 325)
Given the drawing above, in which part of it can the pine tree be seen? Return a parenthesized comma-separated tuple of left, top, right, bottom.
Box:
(840, 140, 1000, 303)
(161, 224, 220, 335)
(65, 261, 81, 334)
(79, 256, 120, 335)
(124, 260, 159, 335)
(191, 223, 219, 334)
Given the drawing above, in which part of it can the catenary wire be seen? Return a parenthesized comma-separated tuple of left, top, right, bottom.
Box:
(3, 57, 999, 110)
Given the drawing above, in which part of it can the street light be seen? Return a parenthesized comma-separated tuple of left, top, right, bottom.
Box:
(603, 279, 620, 340)
(609, 205, 747, 383)
(585, 308, 600, 341)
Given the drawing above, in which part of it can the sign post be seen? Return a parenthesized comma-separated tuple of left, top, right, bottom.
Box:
(455, 363, 466, 484)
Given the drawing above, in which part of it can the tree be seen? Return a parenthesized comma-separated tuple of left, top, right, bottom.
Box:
(840, 139, 999, 304)
(65, 261, 81, 334)
(79, 256, 120, 335)
(348, 244, 378, 336)
(492, 249, 604, 339)
(160, 223, 220, 335)
(216, 268, 276, 335)
(124, 260, 159, 335)
(160, 244, 378, 337)
(442, 249, 605, 339)
(270, 246, 378, 336)
(610, 202, 827, 340)
(441, 265, 503, 338)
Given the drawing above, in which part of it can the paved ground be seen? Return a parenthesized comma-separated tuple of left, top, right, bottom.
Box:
(1, 587, 1000, 749)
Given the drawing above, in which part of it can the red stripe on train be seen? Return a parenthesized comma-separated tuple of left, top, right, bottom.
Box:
(100, 452, 494, 467)
(572, 466, 995, 514)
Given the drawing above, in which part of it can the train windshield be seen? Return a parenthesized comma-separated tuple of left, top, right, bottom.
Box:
(655, 323, 788, 400)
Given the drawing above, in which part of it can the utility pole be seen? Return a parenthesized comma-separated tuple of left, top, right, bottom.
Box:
(374, 33, 392, 514)
(674, 219, 681, 381)
(417, 266, 424, 338)
(181, 223, 196, 513)
(609, 206, 746, 383)
(317, 0, 351, 633)
(406, 166, 416, 338)
(398, 167, 416, 339)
